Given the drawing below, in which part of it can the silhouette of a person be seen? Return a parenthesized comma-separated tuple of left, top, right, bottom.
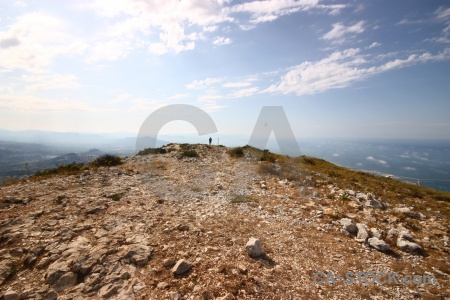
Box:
(209, 137, 212, 146)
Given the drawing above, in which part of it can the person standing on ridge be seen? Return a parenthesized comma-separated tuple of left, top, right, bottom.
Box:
(209, 137, 212, 146)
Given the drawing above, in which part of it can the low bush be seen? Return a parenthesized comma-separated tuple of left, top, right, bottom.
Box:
(260, 149, 276, 163)
(229, 147, 244, 157)
(181, 150, 198, 158)
(138, 147, 167, 155)
(91, 154, 123, 167)
(34, 162, 85, 177)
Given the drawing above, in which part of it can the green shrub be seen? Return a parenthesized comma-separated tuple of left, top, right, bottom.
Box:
(259, 162, 280, 176)
(229, 147, 244, 157)
(91, 154, 123, 167)
(260, 149, 276, 163)
(137, 147, 167, 155)
(107, 193, 124, 201)
(34, 162, 84, 177)
(182, 150, 198, 158)
(230, 195, 258, 204)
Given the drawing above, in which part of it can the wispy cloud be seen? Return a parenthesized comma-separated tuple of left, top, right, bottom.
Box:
(0, 93, 103, 112)
(22, 73, 81, 90)
(0, 12, 86, 72)
(213, 36, 232, 45)
(228, 0, 345, 25)
(265, 47, 450, 96)
(229, 87, 259, 98)
(223, 81, 252, 88)
(81, 0, 347, 59)
(185, 77, 223, 90)
(368, 42, 381, 49)
(322, 21, 365, 44)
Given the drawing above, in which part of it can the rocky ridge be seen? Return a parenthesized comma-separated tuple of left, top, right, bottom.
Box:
(0, 144, 449, 299)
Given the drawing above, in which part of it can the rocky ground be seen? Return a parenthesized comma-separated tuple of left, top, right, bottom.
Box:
(0, 144, 449, 300)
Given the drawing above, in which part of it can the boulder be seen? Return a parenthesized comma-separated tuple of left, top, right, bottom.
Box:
(340, 218, 357, 235)
(245, 237, 263, 258)
(397, 239, 423, 253)
(172, 259, 192, 275)
(355, 223, 369, 243)
(2, 291, 19, 300)
(368, 237, 391, 252)
(397, 231, 424, 253)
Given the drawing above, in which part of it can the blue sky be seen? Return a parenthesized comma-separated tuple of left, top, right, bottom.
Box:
(0, 0, 449, 141)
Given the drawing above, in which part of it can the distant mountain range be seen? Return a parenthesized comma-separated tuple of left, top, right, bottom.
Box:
(0, 140, 108, 178)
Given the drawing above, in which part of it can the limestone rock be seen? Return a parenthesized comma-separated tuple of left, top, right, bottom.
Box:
(340, 218, 357, 235)
(397, 231, 424, 253)
(368, 237, 391, 252)
(98, 283, 122, 298)
(355, 223, 369, 243)
(172, 259, 192, 275)
(2, 291, 19, 300)
(245, 237, 263, 258)
(397, 239, 423, 253)
(54, 271, 78, 292)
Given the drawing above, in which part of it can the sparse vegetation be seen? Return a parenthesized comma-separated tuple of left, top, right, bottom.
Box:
(107, 192, 125, 201)
(181, 150, 199, 158)
(230, 194, 259, 204)
(137, 147, 167, 155)
(34, 162, 85, 177)
(260, 149, 277, 163)
(90, 154, 123, 167)
(54, 195, 66, 205)
(228, 147, 244, 158)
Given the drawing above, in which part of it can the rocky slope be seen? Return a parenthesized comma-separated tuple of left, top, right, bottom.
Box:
(0, 144, 449, 300)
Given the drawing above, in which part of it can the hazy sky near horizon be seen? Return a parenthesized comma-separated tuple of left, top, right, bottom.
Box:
(0, 0, 449, 140)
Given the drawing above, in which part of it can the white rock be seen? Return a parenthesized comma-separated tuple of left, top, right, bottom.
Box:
(246, 237, 263, 258)
(355, 223, 369, 243)
(340, 218, 357, 235)
(397, 239, 423, 253)
(368, 237, 391, 252)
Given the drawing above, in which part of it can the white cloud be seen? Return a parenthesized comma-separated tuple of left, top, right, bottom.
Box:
(84, 0, 232, 58)
(129, 98, 162, 112)
(322, 21, 365, 44)
(22, 73, 81, 90)
(366, 156, 375, 161)
(434, 7, 450, 44)
(168, 93, 190, 100)
(228, 0, 330, 24)
(213, 36, 232, 45)
(203, 25, 218, 32)
(223, 81, 252, 88)
(81, 0, 349, 58)
(435, 6, 450, 21)
(185, 77, 223, 90)
(0, 93, 102, 112)
(368, 42, 381, 49)
(0, 12, 87, 72)
(265, 47, 450, 96)
(229, 87, 259, 98)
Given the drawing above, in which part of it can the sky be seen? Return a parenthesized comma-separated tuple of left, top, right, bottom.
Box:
(1, 0, 450, 142)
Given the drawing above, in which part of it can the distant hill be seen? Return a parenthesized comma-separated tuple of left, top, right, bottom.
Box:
(0, 141, 109, 179)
